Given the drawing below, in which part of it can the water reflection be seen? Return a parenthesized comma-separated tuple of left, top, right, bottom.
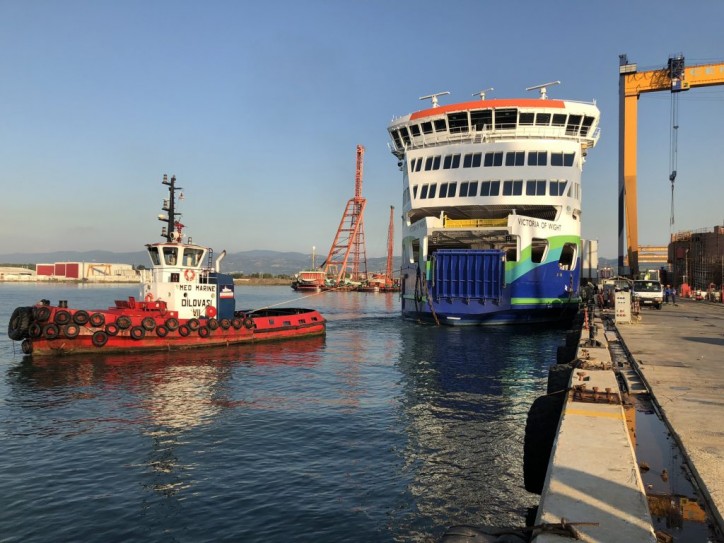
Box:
(6, 337, 326, 501)
(394, 323, 558, 535)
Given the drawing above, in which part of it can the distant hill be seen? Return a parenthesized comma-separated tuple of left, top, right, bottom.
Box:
(0, 249, 399, 277)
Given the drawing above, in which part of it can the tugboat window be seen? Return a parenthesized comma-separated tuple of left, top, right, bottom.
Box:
(163, 247, 178, 265)
(148, 247, 161, 266)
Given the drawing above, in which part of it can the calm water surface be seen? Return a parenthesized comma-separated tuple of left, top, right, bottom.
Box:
(0, 283, 565, 542)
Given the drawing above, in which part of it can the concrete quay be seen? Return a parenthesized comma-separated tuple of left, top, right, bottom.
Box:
(615, 298, 724, 533)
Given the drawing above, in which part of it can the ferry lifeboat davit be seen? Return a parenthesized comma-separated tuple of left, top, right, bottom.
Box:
(7, 175, 326, 356)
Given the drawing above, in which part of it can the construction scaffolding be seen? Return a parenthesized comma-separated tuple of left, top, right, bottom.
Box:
(669, 225, 724, 291)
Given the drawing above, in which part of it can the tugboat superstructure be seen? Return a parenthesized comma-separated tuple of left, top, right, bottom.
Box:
(387, 84, 600, 325)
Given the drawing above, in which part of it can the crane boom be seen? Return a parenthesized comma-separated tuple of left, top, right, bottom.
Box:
(618, 55, 724, 275)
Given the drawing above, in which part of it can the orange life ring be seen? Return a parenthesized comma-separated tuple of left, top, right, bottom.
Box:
(184, 269, 195, 281)
(145, 293, 154, 302)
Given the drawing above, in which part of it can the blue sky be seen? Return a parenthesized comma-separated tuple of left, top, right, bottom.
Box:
(1, 1, 723, 260)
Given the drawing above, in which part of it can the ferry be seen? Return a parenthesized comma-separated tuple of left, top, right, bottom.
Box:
(8, 175, 326, 355)
(387, 83, 600, 325)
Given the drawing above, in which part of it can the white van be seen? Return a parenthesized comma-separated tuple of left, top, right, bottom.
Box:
(632, 280, 664, 309)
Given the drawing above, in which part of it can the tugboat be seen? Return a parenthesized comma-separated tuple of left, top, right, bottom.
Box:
(8, 175, 326, 356)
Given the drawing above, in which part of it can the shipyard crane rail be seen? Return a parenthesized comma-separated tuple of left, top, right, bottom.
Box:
(618, 54, 724, 276)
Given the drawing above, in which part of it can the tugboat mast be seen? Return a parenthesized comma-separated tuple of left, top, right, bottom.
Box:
(160, 174, 183, 242)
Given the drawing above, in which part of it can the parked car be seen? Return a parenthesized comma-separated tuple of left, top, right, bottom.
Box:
(632, 280, 664, 309)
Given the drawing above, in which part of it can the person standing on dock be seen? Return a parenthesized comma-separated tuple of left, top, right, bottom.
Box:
(671, 286, 677, 306)
(665, 285, 671, 304)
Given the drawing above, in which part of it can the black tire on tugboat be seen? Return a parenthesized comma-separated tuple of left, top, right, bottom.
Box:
(141, 317, 156, 331)
(187, 318, 200, 331)
(28, 323, 43, 339)
(523, 394, 565, 495)
(43, 323, 60, 339)
(8, 306, 33, 341)
(155, 325, 169, 338)
(105, 323, 120, 336)
(116, 316, 132, 330)
(164, 317, 179, 331)
(21, 339, 33, 355)
(34, 306, 51, 323)
(243, 317, 254, 329)
(54, 310, 72, 325)
(92, 330, 109, 347)
(178, 325, 190, 337)
(130, 326, 146, 340)
(89, 312, 105, 327)
(547, 363, 574, 396)
(198, 326, 210, 338)
(73, 310, 90, 325)
(231, 318, 243, 330)
(63, 323, 80, 339)
(220, 318, 231, 330)
(207, 318, 219, 330)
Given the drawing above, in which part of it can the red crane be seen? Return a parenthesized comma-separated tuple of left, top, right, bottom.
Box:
(385, 205, 395, 288)
(323, 145, 368, 286)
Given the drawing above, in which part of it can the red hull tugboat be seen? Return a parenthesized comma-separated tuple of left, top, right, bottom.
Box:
(8, 175, 326, 356)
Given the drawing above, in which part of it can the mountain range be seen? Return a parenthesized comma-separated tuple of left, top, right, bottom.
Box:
(0, 250, 398, 277)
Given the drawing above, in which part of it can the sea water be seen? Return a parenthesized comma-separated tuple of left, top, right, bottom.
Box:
(0, 283, 564, 542)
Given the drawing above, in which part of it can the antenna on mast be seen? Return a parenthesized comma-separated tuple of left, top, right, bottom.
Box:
(525, 80, 560, 99)
(419, 91, 450, 107)
(472, 88, 494, 100)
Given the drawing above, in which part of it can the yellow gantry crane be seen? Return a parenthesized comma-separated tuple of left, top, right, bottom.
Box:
(618, 54, 724, 276)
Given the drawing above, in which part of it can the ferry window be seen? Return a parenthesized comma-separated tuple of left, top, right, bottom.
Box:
(581, 116, 595, 136)
(480, 180, 501, 196)
(425, 157, 434, 171)
(471, 109, 492, 131)
(409, 158, 416, 173)
(503, 180, 523, 196)
(420, 184, 429, 199)
(505, 151, 525, 166)
(519, 112, 535, 125)
(428, 184, 437, 198)
(484, 151, 503, 167)
(415, 159, 423, 172)
(528, 151, 547, 166)
(531, 238, 548, 263)
(421, 122, 433, 134)
(472, 153, 482, 167)
(147, 247, 161, 266)
(468, 181, 478, 196)
(410, 124, 421, 137)
(163, 247, 178, 265)
(494, 108, 517, 129)
(400, 126, 411, 145)
(459, 181, 469, 196)
(432, 156, 441, 170)
(391, 130, 403, 149)
(551, 114, 567, 127)
(550, 180, 568, 196)
(535, 113, 551, 125)
(412, 185, 418, 198)
(443, 155, 452, 169)
(446, 182, 457, 197)
(551, 152, 575, 167)
(526, 180, 547, 196)
(558, 242, 577, 270)
(447, 112, 469, 133)
(451, 154, 461, 168)
(434, 119, 446, 132)
(439, 183, 448, 197)
(505, 247, 518, 262)
(463, 154, 473, 168)
(566, 114, 582, 135)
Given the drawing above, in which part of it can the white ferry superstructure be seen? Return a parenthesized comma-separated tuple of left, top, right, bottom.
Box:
(387, 86, 600, 325)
